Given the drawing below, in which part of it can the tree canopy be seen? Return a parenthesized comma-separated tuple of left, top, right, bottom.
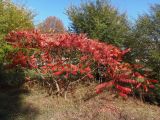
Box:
(0, 0, 34, 38)
(0, 0, 34, 62)
(37, 16, 65, 33)
(125, 4, 160, 81)
(66, 0, 129, 47)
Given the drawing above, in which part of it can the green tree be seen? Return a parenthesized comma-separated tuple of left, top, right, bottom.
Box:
(66, 0, 129, 47)
(125, 4, 160, 81)
(0, 1, 34, 37)
(0, 0, 34, 62)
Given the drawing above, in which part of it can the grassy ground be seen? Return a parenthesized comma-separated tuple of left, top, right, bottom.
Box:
(0, 84, 160, 120)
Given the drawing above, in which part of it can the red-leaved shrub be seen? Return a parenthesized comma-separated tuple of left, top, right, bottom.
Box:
(5, 30, 158, 97)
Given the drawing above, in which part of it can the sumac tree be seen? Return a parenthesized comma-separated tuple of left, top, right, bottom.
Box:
(5, 30, 158, 98)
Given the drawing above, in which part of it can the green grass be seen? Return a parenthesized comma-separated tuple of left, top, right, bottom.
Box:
(0, 84, 160, 120)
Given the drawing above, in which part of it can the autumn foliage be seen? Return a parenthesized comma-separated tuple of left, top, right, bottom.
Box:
(38, 16, 65, 33)
(5, 30, 158, 97)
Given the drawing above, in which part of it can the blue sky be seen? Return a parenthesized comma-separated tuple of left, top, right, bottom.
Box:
(13, 0, 160, 28)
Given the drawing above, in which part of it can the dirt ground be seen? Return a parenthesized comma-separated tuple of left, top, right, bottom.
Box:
(0, 84, 160, 120)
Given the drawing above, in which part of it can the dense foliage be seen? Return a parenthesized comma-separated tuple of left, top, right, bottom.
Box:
(5, 30, 158, 99)
(125, 4, 160, 83)
(124, 4, 160, 102)
(0, 1, 34, 37)
(0, 0, 34, 86)
(0, 0, 34, 62)
(67, 0, 129, 47)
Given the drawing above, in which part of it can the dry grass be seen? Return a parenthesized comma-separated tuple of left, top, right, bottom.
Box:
(1, 83, 160, 120)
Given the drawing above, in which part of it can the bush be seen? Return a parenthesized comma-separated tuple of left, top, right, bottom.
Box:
(4, 30, 158, 99)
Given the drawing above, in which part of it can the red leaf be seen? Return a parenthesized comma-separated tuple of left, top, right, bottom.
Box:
(80, 55, 88, 61)
(148, 80, 158, 83)
(143, 85, 148, 92)
(119, 92, 127, 98)
(116, 85, 132, 94)
(95, 81, 114, 93)
(149, 85, 155, 89)
(64, 73, 69, 79)
(87, 73, 94, 79)
(80, 69, 85, 74)
(120, 78, 137, 84)
(54, 71, 63, 76)
(47, 64, 54, 67)
(122, 48, 131, 55)
(71, 71, 77, 75)
(83, 67, 91, 73)
(136, 83, 142, 88)
(96, 89, 103, 94)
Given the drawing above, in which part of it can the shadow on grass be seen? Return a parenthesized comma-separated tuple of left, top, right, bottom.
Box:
(0, 87, 39, 120)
